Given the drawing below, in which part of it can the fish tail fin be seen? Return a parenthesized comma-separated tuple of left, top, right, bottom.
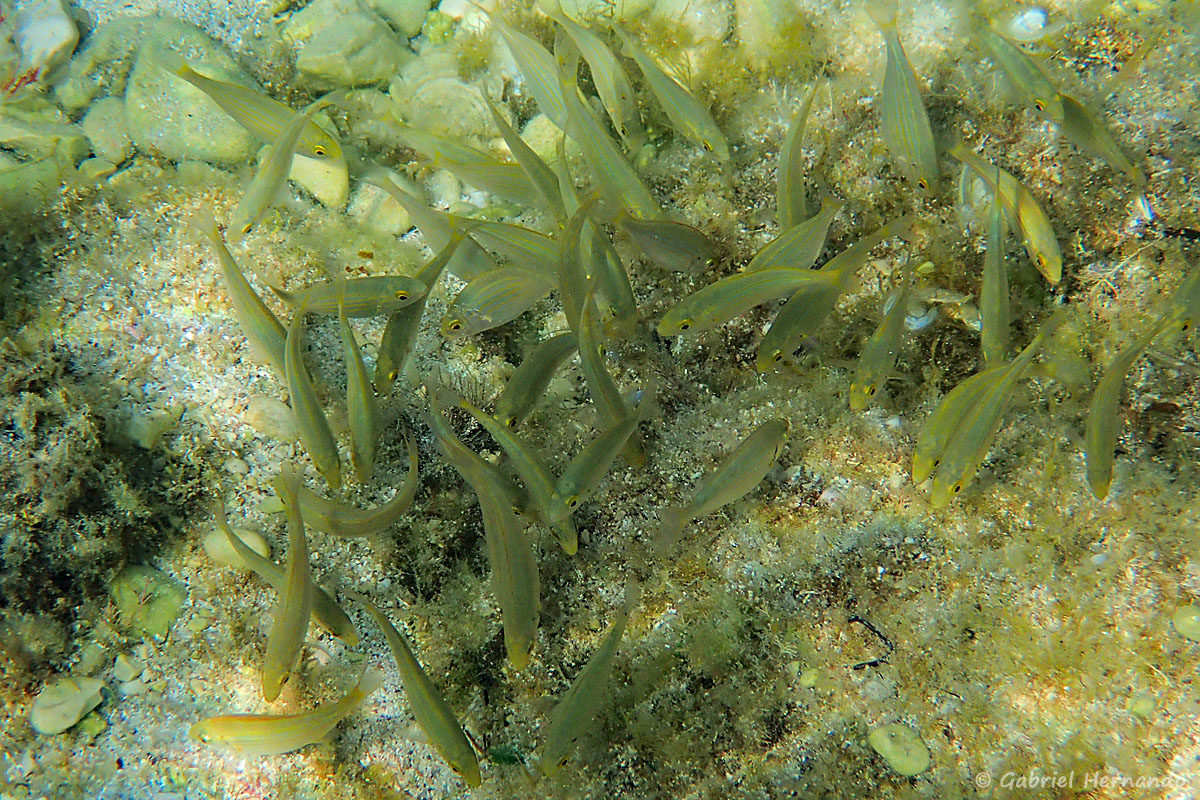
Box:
(654, 507, 687, 554)
(157, 48, 192, 79)
(865, 0, 898, 31)
(188, 210, 220, 242)
(352, 668, 385, 702)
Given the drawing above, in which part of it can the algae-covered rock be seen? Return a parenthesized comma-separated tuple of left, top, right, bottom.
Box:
(80, 96, 132, 164)
(30, 676, 104, 735)
(0, 97, 84, 160)
(285, 0, 411, 89)
(55, 16, 153, 113)
(123, 18, 256, 165)
(110, 565, 186, 639)
(367, 0, 431, 38)
(868, 722, 931, 776)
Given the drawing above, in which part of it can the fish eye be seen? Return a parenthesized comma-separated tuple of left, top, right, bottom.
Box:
(917, 179, 929, 190)
(504, 417, 516, 428)
(932, 458, 941, 469)
(952, 484, 962, 493)
(679, 319, 693, 331)
(773, 351, 783, 363)
(387, 370, 398, 380)
(1182, 320, 1192, 332)
(702, 141, 714, 152)
(314, 145, 327, 156)
(567, 496, 578, 508)
(867, 386, 876, 396)
(241, 223, 253, 234)
(395, 291, 409, 301)
(448, 321, 462, 332)
(558, 756, 569, 767)
(1034, 100, 1045, 111)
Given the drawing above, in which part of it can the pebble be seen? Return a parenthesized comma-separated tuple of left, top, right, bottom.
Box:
(224, 456, 249, 475)
(80, 96, 131, 164)
(30, 677, 105, 735)
(285, 0, 412, 88)
(868, 722, 931, 776)
(113, 653, 145, 682)
(202, 525, 270, 568)
(1171, 604, 1200, 642)
(13, 0, 79, 79)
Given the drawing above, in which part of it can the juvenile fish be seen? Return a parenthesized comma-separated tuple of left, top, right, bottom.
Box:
(191, 669, 381, 756)
(271, 276, 425, 318)
(231, 92, 343, 238)
(657, 419, 788, 551)
(193, 213, 287, 379)
(657, 267, 839, 336)
(262, 468, 314, 702)
(297, 431, 419, 537)
(579, 293, 646, 466)
(447, 217, 560, 278)
(849, 282, 911, 410)
(482, 93, 566, 221)
(354, 595, 481, 787)
(339, 289, 378, 484)
(285, 309, 342, 490)
(216, 509, 358, 645)
(539, 582, 638, 777)
(976, 26, 1063, 122)
(163, 53, 342, 160)
(550, 416, 638, 520)
(615, 29, 729, 161)
(1084, 318, 1169, 500)
(488, 10, 569, 130)
(867, 1, 939, 190)
(949, 145, 1061, 284)
(495, 333, 579, 429)
(1057, 92, 1145, 187)
(911, 363, 1006, 484)
(746, 196, 842, 273)
(440, 266, 555, 337)
(390, 123, 534, 203)
(427, 391, 539, 668)
(980, 179, 1010, 367)
(617, 214, 716, 274)
(778, 83, 820, 227)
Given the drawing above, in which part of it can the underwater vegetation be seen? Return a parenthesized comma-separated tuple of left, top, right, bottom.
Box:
(3, 0, 1200, 797)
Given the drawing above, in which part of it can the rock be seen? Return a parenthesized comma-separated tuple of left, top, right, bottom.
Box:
(348, 174, 414, 235)
(13, 0, 79, 80)
(289, 151, 350, 209)
(285, 0, 411, 89)
(867, 723, 931, 776)
(80, 97, 132, 164)
(77, 157, 118, 181)
(652, 0, 731, 44)
(366, 0, 431, 38)
(123, 18, 256, 165)
(243, 395, 299, 442)
(1172, 604, 1200, 642)
(389, 49, 492, 141)
(112, 653, 144, 682)
(30, 677, 105, 735)
(55, 16, 150, 113)
(202, 525, 270, 568)
(0, 97, 84, 159)
(110, 565, 186, 639)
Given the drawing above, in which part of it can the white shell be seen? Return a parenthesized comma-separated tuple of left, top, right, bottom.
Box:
(13, 0, 78, 77)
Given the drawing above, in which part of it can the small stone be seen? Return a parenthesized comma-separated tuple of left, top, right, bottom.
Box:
(81, 97, 132, 164)
(348, 177, 413, 235)
(288, 151, 350, 210)
(366, 0, 431, 38)
(202, 526, 270, 568)
(30, 677, 105, 735)
(76, 642, 107, 676)
(118, 678, 148, 697)
(224, 457, 249, 475)
(110, 565, 186, 639)
(76, 712, 107, 740)
(113, 654, 144, 682)
(259, 496, 286, 514)
(287, 0, 411, 88)
(13, 0, 79, 79)
(244, 395, 299, 442)
(868, 723, 931, 776)
(1172, 604, 1200, 642)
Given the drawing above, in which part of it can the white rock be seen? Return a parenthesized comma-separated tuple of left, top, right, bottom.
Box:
(30, 677, 104, 735)
(13, 0, 78, 79)
(348, 175, 414, 235)
(202, 525, 270, 568)
(289, 151, 350, 209)
(81, 96, 132, 164)
(366, 0, 431, 38)
(286, 0, 411, 89)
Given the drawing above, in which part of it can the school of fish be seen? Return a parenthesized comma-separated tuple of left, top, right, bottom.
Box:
(176, 0, 1196, 788)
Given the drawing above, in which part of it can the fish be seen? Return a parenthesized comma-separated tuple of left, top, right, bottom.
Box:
(427, 390, 539, 669)
(389, 123, 535, 203)
(548, 7, 646, 150)
(446, 216, 560, 278)
(549, 416, 638, 521)
(216, 508, 358, 645)
(926, 310, 1065, 507)
(455, 394, 578, 555)
(440, 266, 556, 338)
(285, 307, 342, 490)
(191, 669, 381, 756)
(374, 234, 465, 396)
(162, 52, 342, 160)
(192, 212, 287, 380)
(657, 419, 789, 551)
(745, 196, 842, 273)
(617, 214, 716, 274)
(1084, 318, 1170, 499)
(980, 177, 1010, 367)
(487, 8, 570, 130)
(1057, 92, 1145, 187)
(482, 92, 566, 221)
(948, 144, 1061, 284)
(976, 26, 1064, 122)
(539, 581, 638, 777)
(849, 281, 911, 410)
(867, 1, 939, 190)
(911, 363, 1007, 484)
(579, 293, 646, 466)
(495, 332, 579, 429)
(230, 92, 343, 238)
(296, 431, 419, 537)
(270, 276, 425, 318)
(615, 29, 729, 161)
(353, 595, 481, 787)
(261, 467, 314, 702)
(778, 82, 820, 228)
(657, 266, 839, 336)
(338, 287, 378, 484)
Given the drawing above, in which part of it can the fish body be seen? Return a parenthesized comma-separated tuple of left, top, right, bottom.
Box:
(618, 215, 716, 273)
(657, 419, 788, 550)
(262, 468, 314, 701)
(483, 93, 566, 221)
(579, 294, 646, 466)
(495, 333, 579, 429)
(296, 432, 419, 536)
(339, 290, 379, 484)
(165, 55, 341, 160)
(868, 2, 939, 190)
(191, 670, 380, 756)
(980, 181, 1010, 367)
(778, 83, 820, 228)
(285, 309, 342, 489)
(491, 12, 569, 130)
(657, 267, 838, 336)
(849, 282, 911, 410)
(272, 276, 425, 318)
(977, 27, 1064, 122)
(747, 196, 842, 273)
(616, 29, 729, 161)
(356, 596, 481, 787)
(1057, 92, 1145, 187)
(441, 266, 555, 337)
(193, 213, 287, 379)
(549, 416, 638, 521)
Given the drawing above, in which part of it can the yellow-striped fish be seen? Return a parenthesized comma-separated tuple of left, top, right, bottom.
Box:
(261, 467, 313, 702)
(441, 267, 555, 337)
